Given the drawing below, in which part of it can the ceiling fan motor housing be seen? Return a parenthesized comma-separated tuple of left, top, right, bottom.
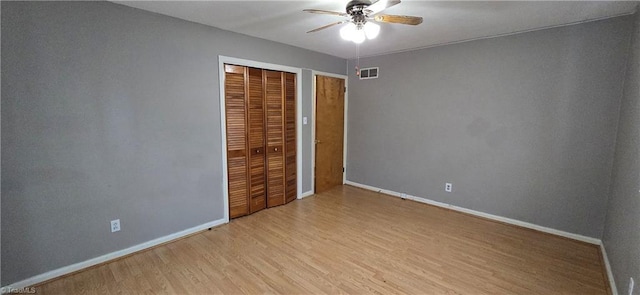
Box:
(346, 0, 371, 25)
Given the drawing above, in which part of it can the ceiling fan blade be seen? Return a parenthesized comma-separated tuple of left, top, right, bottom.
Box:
(307, 21, 347, 33)
(365, 0, 401, 15)
(374, 14, 423, 25)
(303, 9, 348, 17)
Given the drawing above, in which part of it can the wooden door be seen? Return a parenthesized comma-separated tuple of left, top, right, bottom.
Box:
(315, 75, 345, 194)
(224, 65, 250, 218)
(284, 73, 297, 203)
(247, 68, 267, 213)
(265, 70, 286, 207)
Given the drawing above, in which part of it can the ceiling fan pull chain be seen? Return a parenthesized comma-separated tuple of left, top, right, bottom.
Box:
(356, 43, 361, 77)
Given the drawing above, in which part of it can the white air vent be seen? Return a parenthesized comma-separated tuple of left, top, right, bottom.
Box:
(359, 67, 379, 80)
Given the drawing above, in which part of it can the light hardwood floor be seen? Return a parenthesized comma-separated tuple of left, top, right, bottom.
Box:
(36, 185, 610, 294)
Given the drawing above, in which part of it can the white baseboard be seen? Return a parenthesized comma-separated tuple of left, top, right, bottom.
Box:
(344, 180, 601, 245)
(1, 218, 227, 293)
(299, 190, 315, 199)
(600, 243, 618, 295)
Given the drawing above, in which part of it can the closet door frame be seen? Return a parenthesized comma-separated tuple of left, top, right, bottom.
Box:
(219, 56, 302, 223)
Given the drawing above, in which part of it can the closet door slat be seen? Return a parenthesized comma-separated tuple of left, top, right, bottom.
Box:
(284, 73, 297, 203)
(224, 64, 249, 218)
(247, 67, 267, 213)
(264, 70, 285, 207)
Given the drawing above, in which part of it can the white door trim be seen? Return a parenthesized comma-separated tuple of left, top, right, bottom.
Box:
(310, 71, 349, 192)
(218, 56, 303, 222)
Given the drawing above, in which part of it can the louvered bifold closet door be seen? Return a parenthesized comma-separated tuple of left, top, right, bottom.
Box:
(247, 68, 267, 213)
(265, 70, 286, 207)
(224, 65, 250, 218)
(284, 73, 297, 204)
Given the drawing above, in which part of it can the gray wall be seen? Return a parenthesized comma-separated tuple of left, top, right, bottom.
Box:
(603, 10, 640, 294)
(346, 16, 633, 238)
(1, 1, 344, 285)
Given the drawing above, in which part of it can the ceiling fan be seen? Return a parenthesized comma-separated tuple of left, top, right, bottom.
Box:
(303, 0, 423, 44)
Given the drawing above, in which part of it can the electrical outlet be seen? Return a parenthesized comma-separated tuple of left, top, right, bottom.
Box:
(629, 277, 634, 295)
(303, 117, 308, 125)
(445, 183, 452, 192)
(111, 219, 121, 233)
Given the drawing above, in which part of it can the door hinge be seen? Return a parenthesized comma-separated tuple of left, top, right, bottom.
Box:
(343, 167, 345, 173)
(344, 86, 346, 93)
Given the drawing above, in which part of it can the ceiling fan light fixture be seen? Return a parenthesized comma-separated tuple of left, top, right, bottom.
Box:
(352, 29, 366, 44)
(340, 22, 357, 41)
(340, 22, 367, 43)
(364, 22, 380, 39)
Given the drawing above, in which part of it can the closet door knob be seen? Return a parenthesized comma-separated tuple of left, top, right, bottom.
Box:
(274, 147, 278, 151)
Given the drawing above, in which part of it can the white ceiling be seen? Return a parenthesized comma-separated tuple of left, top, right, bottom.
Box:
(114, 1, 638, 59)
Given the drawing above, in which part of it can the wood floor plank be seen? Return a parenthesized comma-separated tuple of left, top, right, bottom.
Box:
(34, 185, 610, 294)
